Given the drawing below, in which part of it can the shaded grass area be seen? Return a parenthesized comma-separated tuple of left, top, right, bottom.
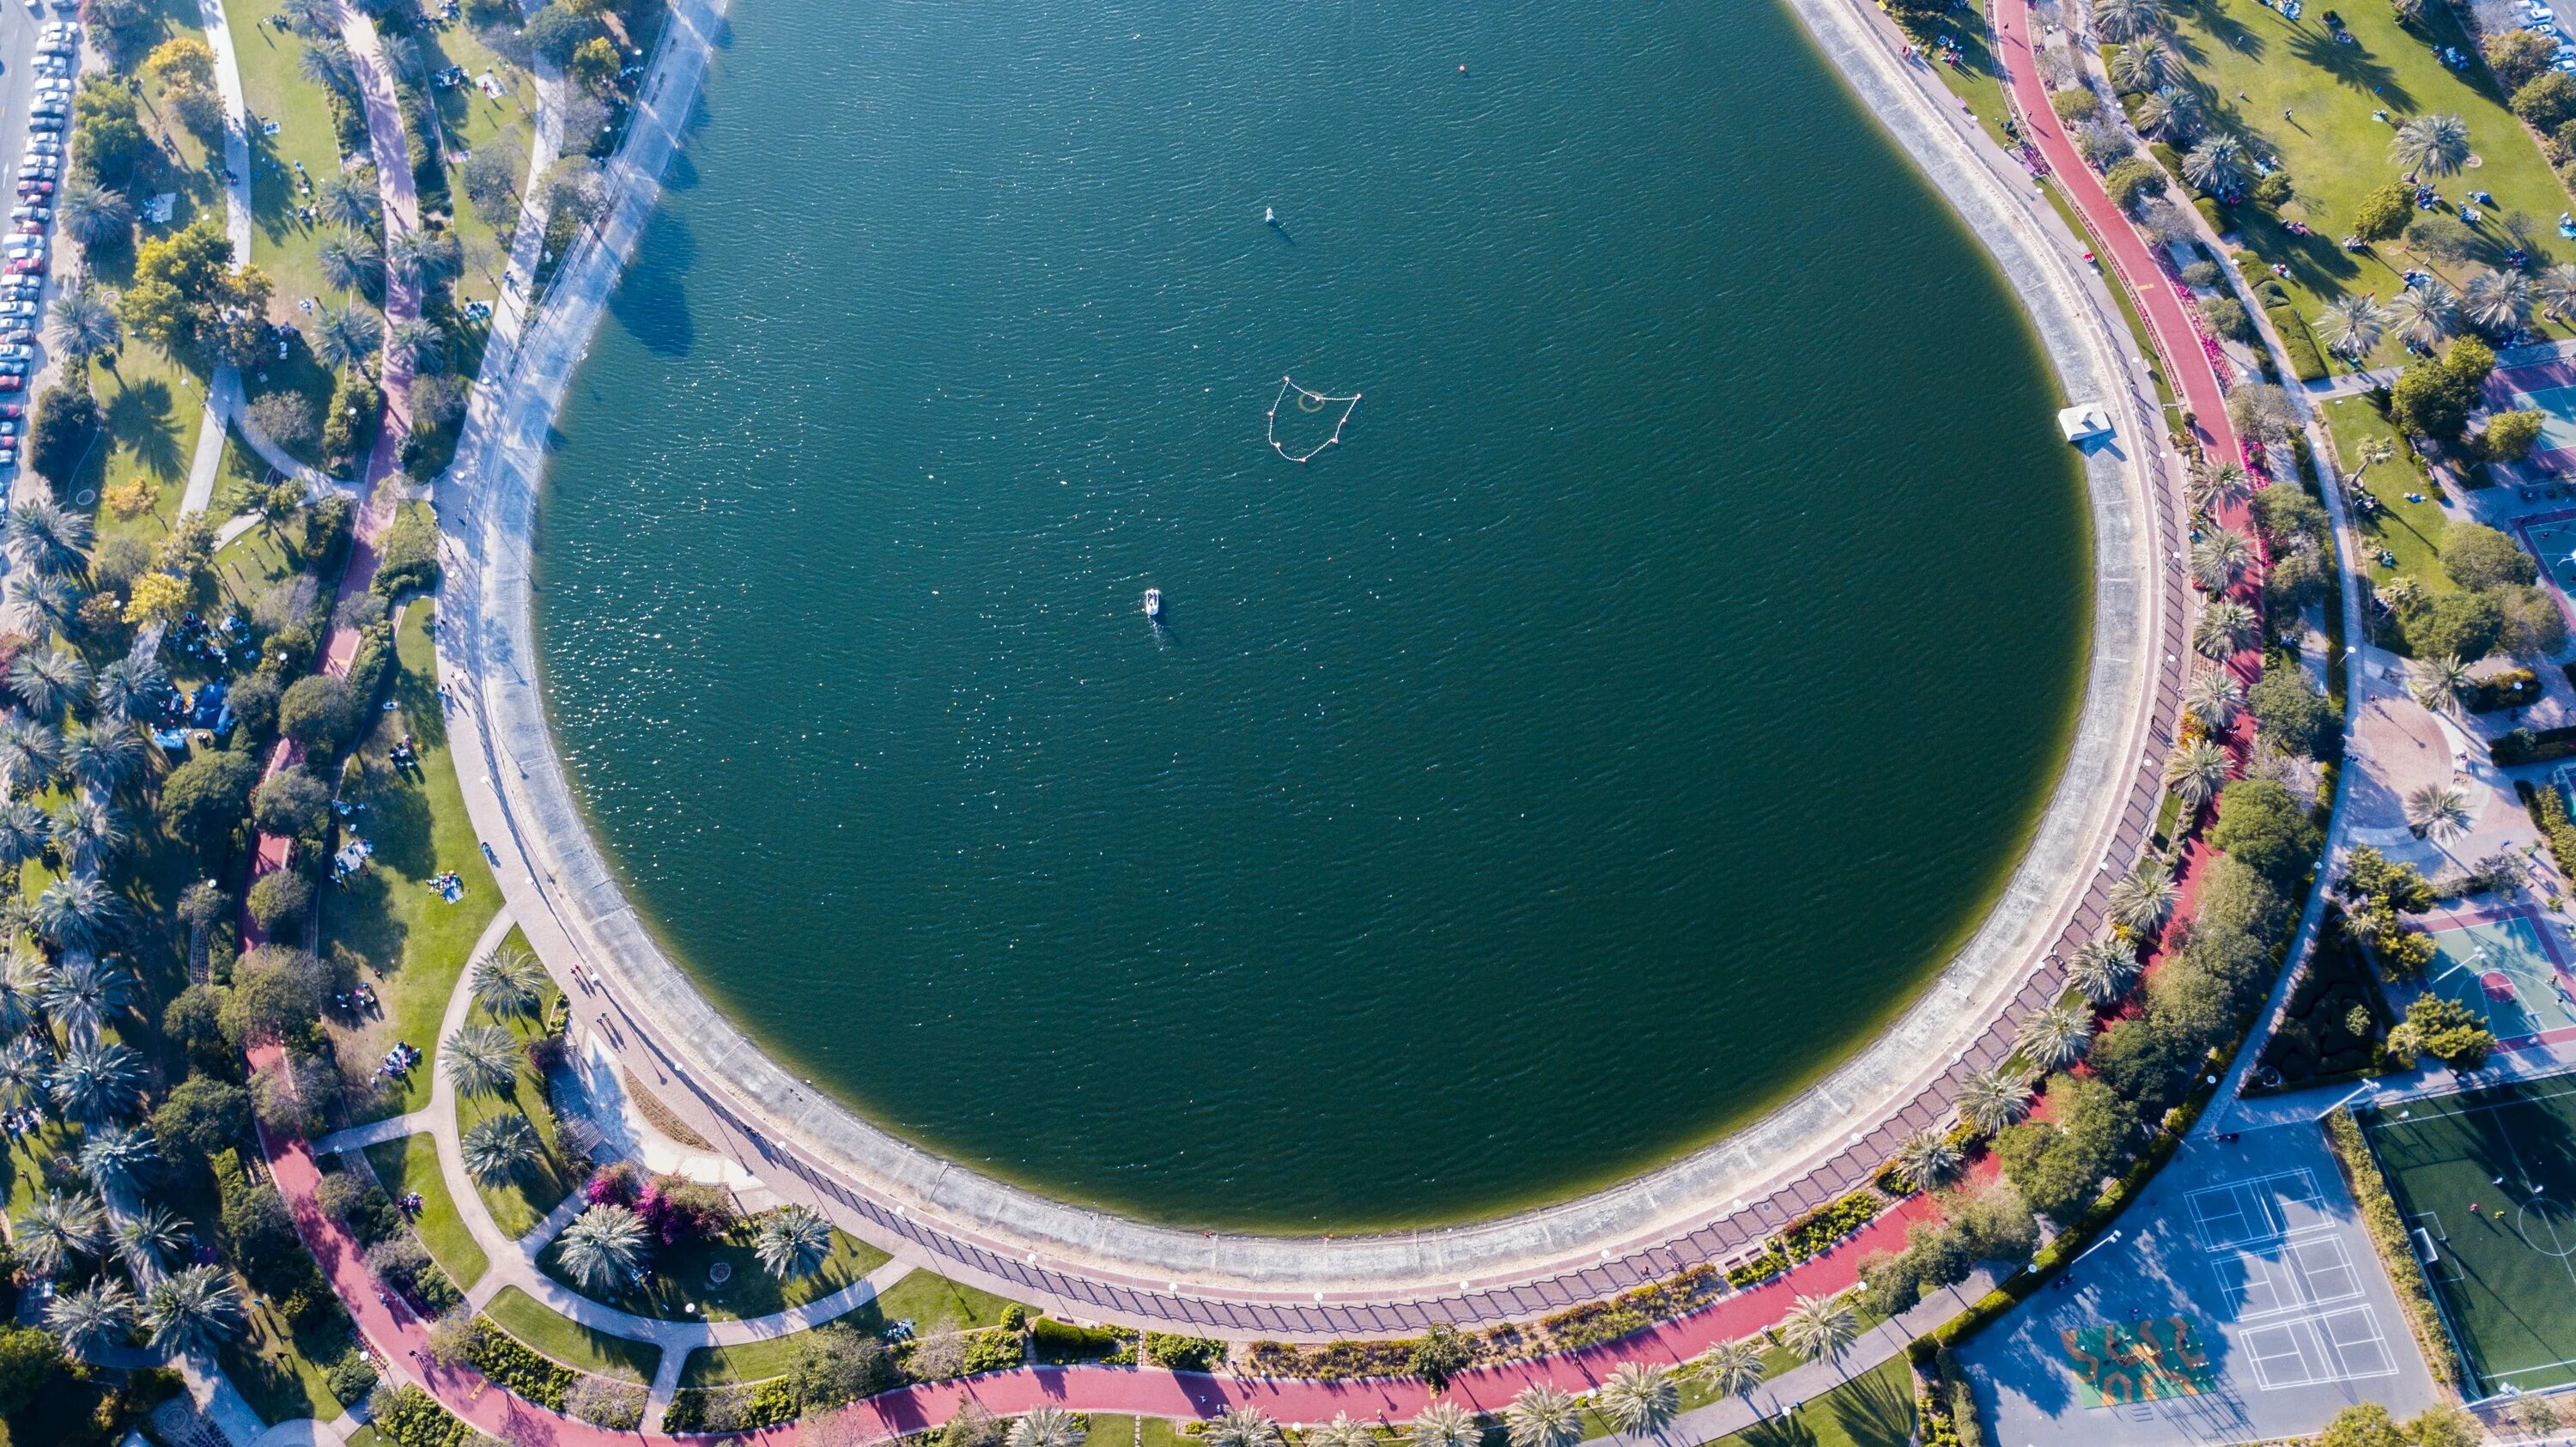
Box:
(324, 597, 504, 1119)
(216, 1295, 350, 1426)
(453, 967, 579, 1238)
(1682, 1357, 1917, 1447)
(2321, 394, 2455, 596)
(539, 1223, 890, 1322)
(2162, 0, 2576, 366)
(229, 0, 356, 313)
(484, 1285, 664, 1381)
(420, 13, 537, 317)
(1908, 2, 2015, 149)
(677, 1301, 873, 1388)
(364, 1130, 492, 1290)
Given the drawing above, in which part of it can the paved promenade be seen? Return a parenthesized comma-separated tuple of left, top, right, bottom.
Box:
(414, 0, 2190, 1333)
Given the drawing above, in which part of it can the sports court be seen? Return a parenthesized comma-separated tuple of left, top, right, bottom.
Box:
(2420, 913, 2576, 1044)
(2528, 514, 2576, 604)
(2361, 1073, 2576, 1397)
(2493, 359, 2576, 473)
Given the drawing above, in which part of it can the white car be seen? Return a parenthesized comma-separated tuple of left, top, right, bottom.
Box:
(0, 304, 35, 320)
(35, 79, 71, 95)
(25, 139, 59, 156)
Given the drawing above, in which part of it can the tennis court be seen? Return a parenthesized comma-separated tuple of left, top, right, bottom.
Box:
(2421, 915, 2576, 1043)
(2361, 1074, 2576, 1397)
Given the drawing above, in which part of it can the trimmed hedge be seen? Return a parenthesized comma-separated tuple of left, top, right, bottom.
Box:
(1031, 1316, 1130, 1365)
(2464, 667, 2542, 712)
(465, 1318, 574, 1410)
(2494, 724, 2576, 765)
(2268, 303, 2327, 381)
(2322, 1108, 2461, 1390)
(368, 1384, 479, 1447)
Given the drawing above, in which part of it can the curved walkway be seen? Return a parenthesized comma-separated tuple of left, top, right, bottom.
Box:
(421, 0, 2190, 1332)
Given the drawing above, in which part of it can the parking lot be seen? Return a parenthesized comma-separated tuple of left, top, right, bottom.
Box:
(1959, 1122, 2441, 1447)
(0, 2, 88, 488)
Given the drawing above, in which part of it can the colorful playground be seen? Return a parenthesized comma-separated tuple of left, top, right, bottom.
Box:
(2417, 909, 2576, 1047)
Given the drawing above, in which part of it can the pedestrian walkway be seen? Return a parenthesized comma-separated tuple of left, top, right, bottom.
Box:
(312, 1110, 432, 1157)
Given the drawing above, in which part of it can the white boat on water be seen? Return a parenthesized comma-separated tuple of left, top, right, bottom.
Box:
(1143, 587, 1163, 621)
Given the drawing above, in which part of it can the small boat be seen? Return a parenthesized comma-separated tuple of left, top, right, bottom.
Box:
(1143, 587, 1163, 621)
(1263, 206, 1277, 226)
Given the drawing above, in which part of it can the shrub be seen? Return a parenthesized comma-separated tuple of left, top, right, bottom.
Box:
(2492, 723, 2576, 766)
(324, 1349, 379, 1407)
(2439, 521, 2537, 590)
(320, 1176, 404, 1245)
(2051, 88, 2102, 123)
(27, 384, 102, 489)
(2196, 295, 2255, 344)
(665, 1380, 799, 1433)
(2103, 155, 2166, 210)
(1140, 1332, 1225, 1372)
(368, 1383, 479, 1447)
(2462, 667, 2541, 712)
(2353, 182, 2411, 242)
(787, 1323, 897, 1407)
(2323, 1108, 2459, 1389)
(462, 1318, 574, 1409)
(1031, 1316, 1128, 1365)
(1537, 1261, 1727, 1349)
(372, 505, 441, 599)
(1781, 1190, 1880, 1260)
(2517, 71, 2576, 132)
(1238, 1337, 1416, 1380)
(2269, 303, 2327, 381)
(2521, 778, 2576, 881)
(562, 1371, 647, 1430)
(321, 369, 382, 472)
(2389, 994, 2495, 1068)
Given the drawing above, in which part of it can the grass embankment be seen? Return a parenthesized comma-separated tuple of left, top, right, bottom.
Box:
(418, 11, 536, 320)
(671, 1269, 1061, 1388)
(323, 593, 504, 1120)
(218, 1297, 349, 1425)
(2322, 394, 2458, 597)
(363, 1131, 491, 1289)
(2163, 0, 2576, 365)
(539, 1225, 890, 1322)
(484, 1286, 665, 1381)
(229, 0, 366, 313)
(452, 960, 580, 1237)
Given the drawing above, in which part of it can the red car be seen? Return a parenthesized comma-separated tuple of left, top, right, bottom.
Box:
(16, 182, 52, 198)
(0, 378, 25, 394)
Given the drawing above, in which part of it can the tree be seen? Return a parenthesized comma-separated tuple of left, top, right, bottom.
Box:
(77, 1122, 160, 1195)
(2093, 0, 2166, 41)
(388, 316, 451, 374)
(1593, 1363, 1676, 1437)
(1893, 1128, 1962, 1190)
(1958, 1066, 2032, 1134)
(151, 1074, 250, 1159)
(278, 673, 360, 753)
(2403, 212, 2478, 266)
(786, 1324, 895, 1410)
(2163, 738, 2233, 816)
(2440, 522, 2537, 590)
(2189, 529, 2255, 593)
(2108, 857, 2180, 934)
(2318, 1403, 2406, 1447)
(2496, 582, 2567, 659)
(312, 301, 385, 372)
(118, 217, 234, 352)
(299, 39, 357, 98)
(2464, 268, 2533, 334)
(48, 284, 120, 368)
(2409, 1405, 2481, 1447)
(524, 3, 600, 62)
(1779, 1294, 1859, 1364)
(222, 945, 329, 1048)
(1690, 1338, 1766, 1400)
(1501, 1385, 1584, 1447)
(143, 1264, 246, 1353)
(26, 385, 103, 489)
(1007, 1408, 1087, 1447)
(246, 869, 313, 933)
(2183, 669, 2242, 732)
(1204, 1407, 1281, 1447)
(74, 107, 149, 188)
(441, 1023, 521, 1097)
(2111, 37, 2175, 93)
(2391, 337, 2494, 441)
(568, 35, 621, 90)
(2182, 134, 2251, 194)
(2015, 1000, 2095, 1072)
(2415, 587, 2506, 662)
(2389, 280, 2460, 349)
(2067, 938, 2142, 1005)
(2516, 71, 2576, 134)
(157, 748, 258, 848)
(316, 232, 382, 295)
(13, 1191, 104, 1277)
(556, 1203, 650, 1292)
(35, 876, 131, 957)
(1996, 1074, 2137, 1220)
(1406, 1322, 1474, 1389)
(2194, 599, 2257, 660)
(316, 171, 380, 232)
(2409, 654, 2472, 717)
(2391, 112, 2472, 176)
(2318, 293, 2388, 359)
(461, 1111, 542, 1186)
(252, 768, 332, 840)
(752, 1203, 833, 1280)
(2403, 783, 2472, 842)
(123, 570, 190, 628)
(461, 144, 519, 219)
(39, 1285, 126, 1363)
(2482, 408, 2547, 463)
(2249, 661, 2333, 758)
(2489, 28, 2560, 90)
(2543, 264, 2576, 321)
(2353, 183, 2413, 243)
(2209, 778, 2322, 885)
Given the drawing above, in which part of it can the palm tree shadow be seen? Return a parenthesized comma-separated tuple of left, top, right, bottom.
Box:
(1742, 1413, 1819, 1447)
(2178, 0, 2264, 63)
(1827, 1367, 1917, 1447)
(2287, 29, 2409, 105)
(102, 379, 182, 479)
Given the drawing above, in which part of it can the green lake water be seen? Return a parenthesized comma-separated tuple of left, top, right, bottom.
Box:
(532, 0, 2089, 1228)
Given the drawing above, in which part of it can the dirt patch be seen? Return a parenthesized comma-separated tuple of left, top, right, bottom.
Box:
(623, 1067, 714, 1152)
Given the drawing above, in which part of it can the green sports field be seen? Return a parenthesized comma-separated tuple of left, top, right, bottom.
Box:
(2363, 1076, 2576, 1397)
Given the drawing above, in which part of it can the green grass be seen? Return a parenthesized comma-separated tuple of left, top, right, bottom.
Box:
(217, 1295, 351, 1426)
(2361, 1076, 2576, 1395)
(678, 1302, 878, 1387)
(420, 14, 537, 315)
(1085, 1419, 1191, 1447)
(453, 984, 580, 1238)
(85, 343, 208, 542)
(483, 1286, 664, 1381)
(231, 0, 365, 313)
(324, 596, 506, 1120)
(2322, 394, 2455, 598)
(363, 1131, 491, 1290)
(540, 1225, 891, 1322)
(1907, 3, 2015, 149)
(2160, 0, 2576, 366)
(1683, 1357, 1917, 1447)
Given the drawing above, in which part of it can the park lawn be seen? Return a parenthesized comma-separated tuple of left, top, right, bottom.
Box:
(86, 341, 206, 538)
(2322, 394, 2458, 596)
(230, 0, 364, 315)
(454, 983, 580, 1238)
(2161, 0, 2576, 365)
(421, 15, 536, 310)
(484, 1286, 664, 1381)
(1906, 2, 2015, 149)
(1084, 1419, 1191, 1447)
(843, 1270, 1028, 1337)
(1687, 1357, 1917, 1447)
(538, 1222, 890, 1322)
(678, 1303, 880, 1387)
(364, 1131, 491, 1290)
(217, 1293, 350, 1426)
(131, 0, 222, 179)
(323, 597, 505, 1121)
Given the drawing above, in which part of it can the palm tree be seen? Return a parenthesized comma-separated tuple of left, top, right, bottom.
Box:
(5, 498, 93, 578)
(2318, 294, 2389, 360)
(2405, 782, 2472, 842)
(0, 800, 46, 872)
(387, 228, 461, 288)
(2066, 938, 2142, 1006)
(44, 957, 139, 1047)
(2463, 268, 2532, 334)
(0, 1036, 51, 1112)
(2164, 738, 2233, 815)
(2194, 599, 2257, 660)
(49, 1041, 145, 1124)
(14, 1189, 104, 1276)
(1307, 1416, 1376, 1447)
(2111, 37, 2176, 93)
(316, 170, 380, 231)
(751, 1203, 833, 1280)
(64, 720, 148, 795)
(1691, 1337, 1767, 1400)
(51, 798, 132, 876)
(1008, 1408, 1087, 1447)
(1958, 1067, 2032, 1134)
(46, 1280, 134, 1359)
(2410, 654, 2473, 716)
(2015, 1000, 2095, 1073)
(298, 40, 357, 100)
(1595, 1362, 1678, 1438)
(387, 317, 450, 373)
(469, 945, 547, 1021)
(0, 947, 44, 1037)
(78, 1122, 159, 1195)
(1408, 1401, 1483, 1447)
(555, 1202, 650, 1293)
(317, 232, 383, 294)
(2182, 135, 2251, 194)
(114, 1202, 191, 1277)
(441, 1024, 520, 1098)
(2391, 113, 2473, 177)
(143, 1265, 246, 1353)
(2135, 86, 2206, 142)
(2540, 264, 2576, 320)
(2390, 280, 2461, 349)
(48, 284, 120, 368)
(2185, 461, 2251, 516)
(8, 573, 82, 637)
(461, 1111, 542, 1187)
(1778, 1293, 1859, 1366)
(280, 0, 337, 39)
(35, 876, 132, 956)
(2184, 669, 2242, 732)
(1893, 1128, 1962, 1192)
(2108, 857, 2180, 935)
(2190, 529, 2255, 593)
(0, 715, 62, 795)
(1205, 1408, 1282, 1447)
(10, 648, 94, 717)
(312, 301, 384, 372)
(1504, 1383, 1585, 1447)
(2093, 0, 2166, 40)
(56, 182, 132, 250)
